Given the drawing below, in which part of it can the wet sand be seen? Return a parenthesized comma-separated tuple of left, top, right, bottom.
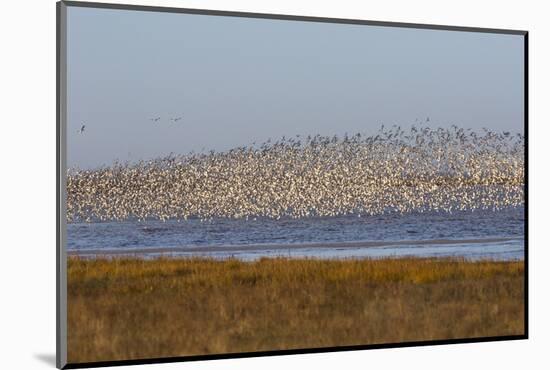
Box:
(68, 236, 523, 258)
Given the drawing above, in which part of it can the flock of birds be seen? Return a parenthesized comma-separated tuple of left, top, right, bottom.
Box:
(77, 116, 184, 134)
(150, 116, 183, 123)
(67, 124, 524, 223)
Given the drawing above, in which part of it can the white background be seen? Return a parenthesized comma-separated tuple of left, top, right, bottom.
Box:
(1, 0, 547, 369)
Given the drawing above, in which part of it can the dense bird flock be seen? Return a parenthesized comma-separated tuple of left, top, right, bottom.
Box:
(67, 125, 524, 223)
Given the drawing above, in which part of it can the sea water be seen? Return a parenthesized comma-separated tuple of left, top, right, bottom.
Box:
(67, 206, 524, 260)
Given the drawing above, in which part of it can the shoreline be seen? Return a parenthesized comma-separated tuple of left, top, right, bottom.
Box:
(67, 236, 523, 256)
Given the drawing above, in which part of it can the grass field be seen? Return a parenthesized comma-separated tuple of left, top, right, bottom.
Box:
(67, 257, 524, 363)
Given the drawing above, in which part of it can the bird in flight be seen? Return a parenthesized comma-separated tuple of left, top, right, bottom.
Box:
(78, 124, 86, 134)
(170, 117, 183, 122)
(150, 117, 161, 122)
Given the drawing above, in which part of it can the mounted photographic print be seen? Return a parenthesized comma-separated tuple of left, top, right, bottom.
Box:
(56, 1, 527, 368)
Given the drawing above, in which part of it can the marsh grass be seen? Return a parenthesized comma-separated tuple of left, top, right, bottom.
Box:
(68, 257, 524, 363)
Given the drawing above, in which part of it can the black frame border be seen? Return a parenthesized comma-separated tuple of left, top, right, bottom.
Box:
(57, 1, 529, 369)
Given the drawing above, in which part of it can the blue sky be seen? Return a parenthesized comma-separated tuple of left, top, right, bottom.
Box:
(67, 6, 524, 169)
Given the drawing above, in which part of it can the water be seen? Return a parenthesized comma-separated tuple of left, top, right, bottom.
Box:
(67, 206, 524, 260)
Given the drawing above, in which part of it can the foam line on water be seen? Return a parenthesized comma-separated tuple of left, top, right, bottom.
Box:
(68, 236, 523, 256)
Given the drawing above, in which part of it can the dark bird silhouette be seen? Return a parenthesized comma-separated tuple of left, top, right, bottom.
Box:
(78, 124, 85, 134)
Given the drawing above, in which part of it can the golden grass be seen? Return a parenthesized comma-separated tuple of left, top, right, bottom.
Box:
(67, 257, 524, 363)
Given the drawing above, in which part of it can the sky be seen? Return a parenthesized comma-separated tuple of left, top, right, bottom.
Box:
(67, 6, 524, 169)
